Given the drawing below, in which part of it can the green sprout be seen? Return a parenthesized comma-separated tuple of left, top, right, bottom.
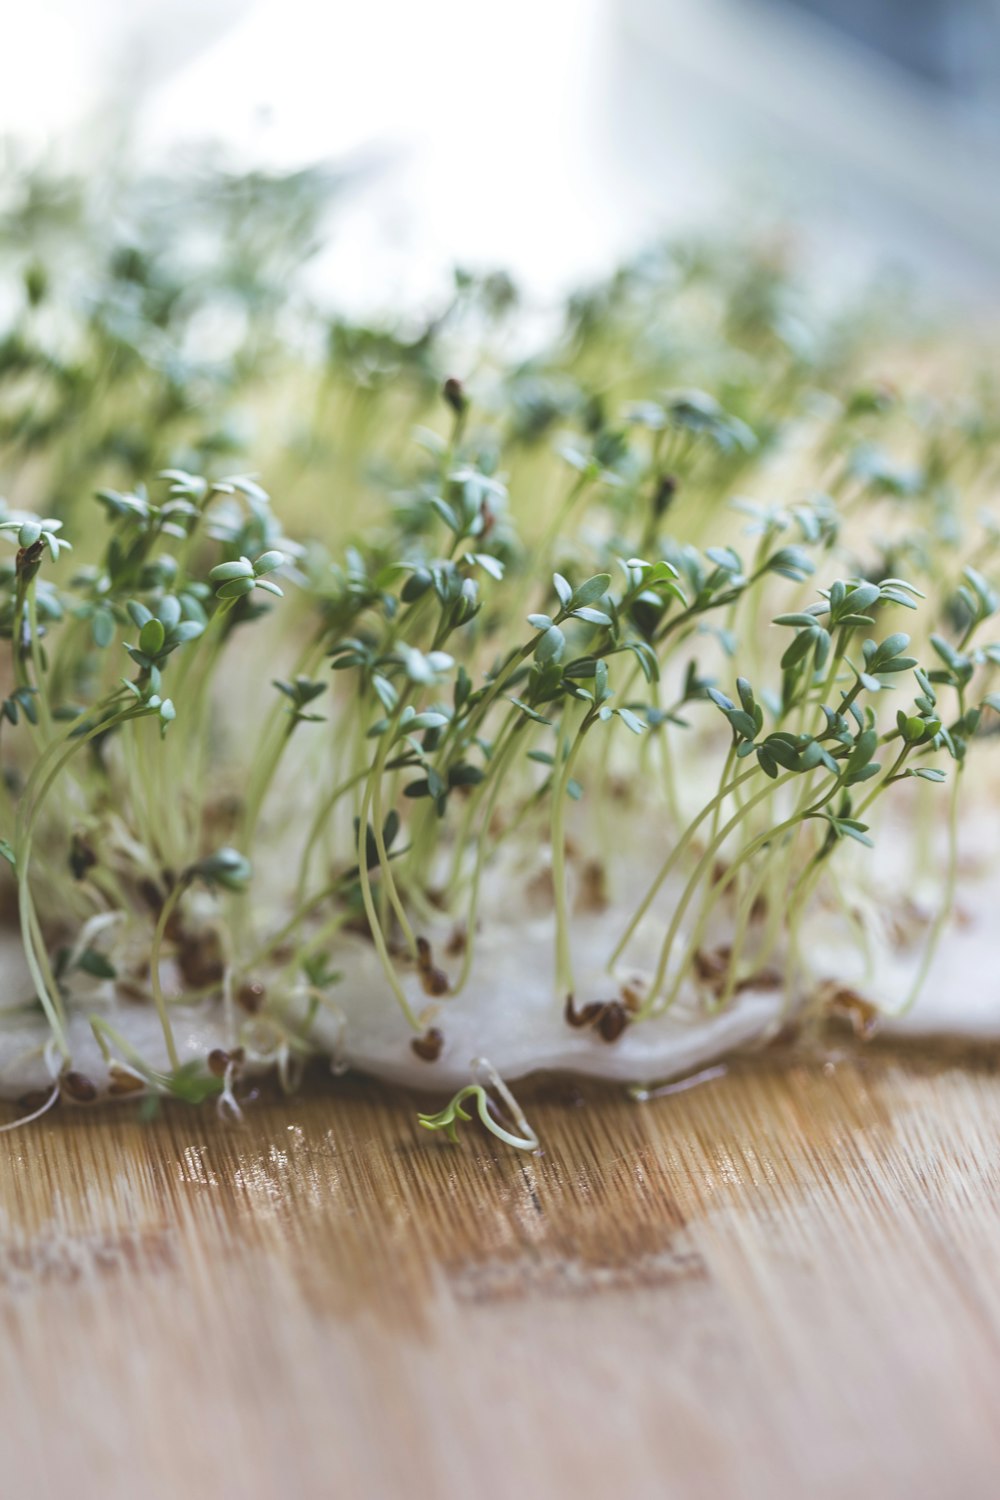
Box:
(418, 1071, 539, 1152)
(208, 550, 285, 601)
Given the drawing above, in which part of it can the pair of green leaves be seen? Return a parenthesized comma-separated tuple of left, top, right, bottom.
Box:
(274, 676, 326, 725)
(124, 596, 204, 671)
(527, 571, 615, 666)
(0, 513, 71, 562)
(187, 847, 253, 893)
(208, 549, 285, 600)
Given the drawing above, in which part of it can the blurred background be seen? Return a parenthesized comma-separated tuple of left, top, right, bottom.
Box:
(5, 0, 1000, 310)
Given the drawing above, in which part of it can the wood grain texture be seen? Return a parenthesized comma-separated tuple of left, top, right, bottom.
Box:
(2, 1050, 1000, 1499)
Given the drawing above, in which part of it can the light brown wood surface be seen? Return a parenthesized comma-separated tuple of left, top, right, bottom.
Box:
(2, 1049, 999, 1499)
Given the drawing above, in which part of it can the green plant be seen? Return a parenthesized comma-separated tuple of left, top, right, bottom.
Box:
(0, 155, 998, 1149)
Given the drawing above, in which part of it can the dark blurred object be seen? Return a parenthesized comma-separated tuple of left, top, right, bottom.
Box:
(781, 0, 1000, 102)
(616, 0, 1000, 300)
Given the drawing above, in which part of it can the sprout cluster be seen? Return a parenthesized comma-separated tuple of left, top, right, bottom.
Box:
(0, 156, 999, 1145)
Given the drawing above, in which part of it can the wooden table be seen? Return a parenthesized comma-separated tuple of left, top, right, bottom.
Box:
(3, 1049, 999, 1498)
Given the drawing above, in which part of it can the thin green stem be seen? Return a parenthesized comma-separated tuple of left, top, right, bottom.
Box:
(609, 764, 759, 970)
(148, 880, 185, 1072)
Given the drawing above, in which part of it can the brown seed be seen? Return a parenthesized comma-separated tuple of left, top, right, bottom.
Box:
(137, 878, 164, 916)
(442, 376, 467, 417)
(416, 937, 450, 996)
(444, 924, 467, 957)
(693, 946, 731, 988)
(620, 981, 645, 1013)
(115, 978, 149, 1005)
(69, 832, 97, 881)
(237, 980, 266, 1013)
(565, 992, 630, 1043)
(176, 930, 224, 988)
(62, 1071, 98, 1103)
(17, 1089, 55, 1113)
(107, 1066, 145, 1097)
(525, 865, 555, 908)
(575, 858, 608, 914)
(207, 1049, 230, 1078)
(476, 499, 495, 538)
(820, 981, 880, 1039)
(597, 1003, 629, 1043)
(564, 993, 604, 1029)
(734, 966, 782, 994)
(410, 1028, 444, 1062)
(653, 473, 678, 516)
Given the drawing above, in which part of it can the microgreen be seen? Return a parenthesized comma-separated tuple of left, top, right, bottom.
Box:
(417, 1083, 538, 1151)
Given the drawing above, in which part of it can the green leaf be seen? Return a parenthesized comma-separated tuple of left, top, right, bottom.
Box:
(209, 557, 254, 583)
(449, 764, 484, 787)
(780, 629, 819, 670)
(139, 619, 165, 657)
(616, 708, 646, 734)
(431, 497, 459, 531)
(706, 546, 742, 574)
(158, 596, 182, 630)
(573, 606, 612, 626)
(773, 612, 822, 628)
(126, 601, 153, 629)
(594, 660, 610, 703)
(570, 573, 612, 608)
(707, 687, 735, 714)
(372, 675, 398, 712)
(192, 847, 252, 892)
(469, 552, 504, 580)
(508, 697, 552, 725)
(877, 631, 910, 660)
(407, 712, 449, 732)
(765, 546, 814, 581)
(173, 620, 204, 644)
(756, 746, 778, 778)
(534, 625, 565, 665)
(217, 576, 255, 599)
(764, 736, 800, 771)
(402, 568, 432, 603)
(729, 709, 757, 739)
(77, 948, 117, 980)
(91, 608, 115, 648)
(843, 583, 880, 615)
